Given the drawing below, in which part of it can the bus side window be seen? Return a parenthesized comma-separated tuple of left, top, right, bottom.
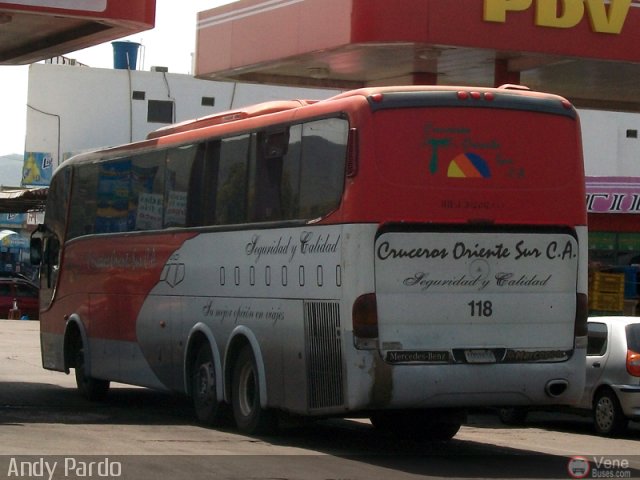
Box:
(130, 151, 165, 231)
(203, 141, 221, 226)
(44, 235, 60, 289)
(69, 162, 99, 238)
(250, 129, 289, 222)
(179, 139, 221, 228)
(281, 125, 302, 220)
(39, 167, 70, 309)
(215, 134, 249, 225)
(45, 166, 71, 241)
(185, 142, 207, 227)
(165, 144, 200, 228)
(299, 118, 348, 219)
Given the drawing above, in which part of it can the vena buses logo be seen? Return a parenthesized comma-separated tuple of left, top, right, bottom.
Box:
(484, 0, 634, 34)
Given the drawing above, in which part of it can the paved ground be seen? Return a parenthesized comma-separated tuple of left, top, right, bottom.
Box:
(1, 319, 639, 479)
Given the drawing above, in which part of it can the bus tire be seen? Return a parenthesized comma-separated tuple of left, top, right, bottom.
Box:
(593, 389, 627, 437)
(370, 409, 463, 442)
(191, 343, 229, 426)
(75, 348, 110, 401)
(231, 345, 277, 435)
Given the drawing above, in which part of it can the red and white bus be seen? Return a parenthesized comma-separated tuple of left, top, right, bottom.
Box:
(32, 85, 588, 440)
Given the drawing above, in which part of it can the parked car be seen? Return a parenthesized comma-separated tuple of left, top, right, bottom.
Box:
(498, 316, 640, 436)
(0, 272, 39, 320)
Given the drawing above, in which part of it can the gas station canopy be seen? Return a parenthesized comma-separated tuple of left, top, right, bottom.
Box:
(196, 0, 640, 111)
(0, 0, 155, 213)
(0, 0, 155, 65)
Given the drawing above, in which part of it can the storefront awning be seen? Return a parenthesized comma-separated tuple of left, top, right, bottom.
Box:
(0, 187, 47, 213)
(195, 0, 640, 111)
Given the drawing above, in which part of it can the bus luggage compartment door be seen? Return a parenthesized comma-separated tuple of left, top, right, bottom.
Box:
(373, 229, 579, 365)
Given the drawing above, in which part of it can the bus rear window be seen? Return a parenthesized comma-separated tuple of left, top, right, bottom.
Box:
(372, 108, 580, 190)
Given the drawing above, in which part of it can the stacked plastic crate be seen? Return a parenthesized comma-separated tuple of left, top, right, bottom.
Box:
(588, 271, 625, 315)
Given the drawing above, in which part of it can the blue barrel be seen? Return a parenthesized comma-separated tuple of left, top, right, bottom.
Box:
(112, 41, 141, 70)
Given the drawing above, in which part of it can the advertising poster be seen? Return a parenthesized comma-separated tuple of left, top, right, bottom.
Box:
(0, 213, 26, 226)
(22, 152, 54, 186)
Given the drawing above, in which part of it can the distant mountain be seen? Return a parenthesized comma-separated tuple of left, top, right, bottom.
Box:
(0, 154, 24, 187)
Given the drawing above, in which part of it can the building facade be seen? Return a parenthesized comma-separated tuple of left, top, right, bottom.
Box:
(24, 62, 338, 185)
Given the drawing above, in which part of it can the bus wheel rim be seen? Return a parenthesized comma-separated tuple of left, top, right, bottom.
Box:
(196, 362, 214, 406)
(238, 363, 256, 418)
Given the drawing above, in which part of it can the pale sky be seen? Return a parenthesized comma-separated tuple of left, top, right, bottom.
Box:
(0, 0, 239, 156)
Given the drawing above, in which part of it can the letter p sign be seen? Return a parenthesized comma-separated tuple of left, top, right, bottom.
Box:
(484, 0, 532, 22)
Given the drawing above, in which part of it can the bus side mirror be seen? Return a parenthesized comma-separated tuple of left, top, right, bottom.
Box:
(30, 237, 43, 265)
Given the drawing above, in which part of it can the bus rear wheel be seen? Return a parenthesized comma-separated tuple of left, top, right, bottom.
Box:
(75, 347, 109, 401)
(231, 345, 277, 435)
(191, 344, 229, 426)
(370, 409, 463, 442)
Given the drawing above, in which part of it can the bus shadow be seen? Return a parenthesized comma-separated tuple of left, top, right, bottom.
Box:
(263, 417, 639, 479)
(0, 381, 192, 426)
(467, 409, 640, 440)
(2, 382, 639, 479)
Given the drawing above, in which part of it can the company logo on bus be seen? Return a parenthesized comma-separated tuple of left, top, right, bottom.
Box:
(447, 153, 492, 178)
(386, 351, 451, 364)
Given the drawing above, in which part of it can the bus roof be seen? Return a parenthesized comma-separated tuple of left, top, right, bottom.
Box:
(59, 84, 575, 171)
(147, 99, 316, 140)
(147, 85, 574, 140)
(325, 83, 568, 101)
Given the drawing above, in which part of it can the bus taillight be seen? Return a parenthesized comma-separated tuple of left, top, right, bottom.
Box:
(353, 293, 378, 348)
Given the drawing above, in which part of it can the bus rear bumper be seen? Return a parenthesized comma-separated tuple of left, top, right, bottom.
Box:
(346, 346, 587, 411)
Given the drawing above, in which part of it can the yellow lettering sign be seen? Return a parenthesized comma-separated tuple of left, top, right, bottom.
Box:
(483, 0, 632, 34)
(484, 0, 532, 22)
(585, 0, 631, 33)
(536, 0, 583, 28)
